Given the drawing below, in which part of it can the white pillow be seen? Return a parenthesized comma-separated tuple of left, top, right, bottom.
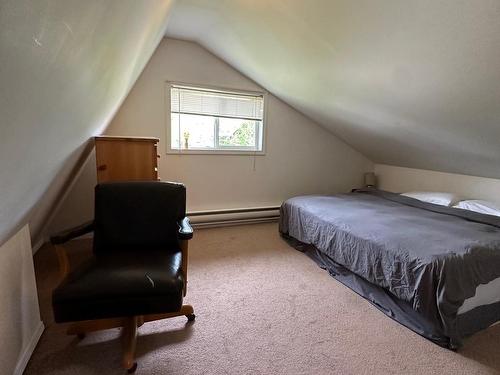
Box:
(400, 191, 460, 207)
(453, 200, 500, 217)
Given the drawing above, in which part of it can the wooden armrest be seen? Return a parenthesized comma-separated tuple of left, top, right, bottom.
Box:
(177, 217, 193, 240)
(53, 244, 71, 280)
(50, 221, 94, 245)
(50, 221, 93, 280)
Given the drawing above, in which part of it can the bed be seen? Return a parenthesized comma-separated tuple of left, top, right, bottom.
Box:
(279, 189, 500, 348)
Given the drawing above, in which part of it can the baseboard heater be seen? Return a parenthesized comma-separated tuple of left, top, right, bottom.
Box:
(187, 206, 281, 228)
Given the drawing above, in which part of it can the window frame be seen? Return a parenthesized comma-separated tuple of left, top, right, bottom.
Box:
(166, 82, 267, 155)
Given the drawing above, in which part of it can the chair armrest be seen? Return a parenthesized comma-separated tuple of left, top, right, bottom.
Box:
(178, 217, 193, 240)
(178, 217, 192, 296)
(50, 221, 94, 245)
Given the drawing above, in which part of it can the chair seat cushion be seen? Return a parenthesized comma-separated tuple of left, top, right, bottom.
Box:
(53, 251, 184, 323)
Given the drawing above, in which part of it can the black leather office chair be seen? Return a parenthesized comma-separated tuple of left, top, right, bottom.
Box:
(50, 181, 194, 372)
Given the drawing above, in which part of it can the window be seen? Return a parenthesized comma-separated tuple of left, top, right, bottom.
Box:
(168, 84, 265, 153)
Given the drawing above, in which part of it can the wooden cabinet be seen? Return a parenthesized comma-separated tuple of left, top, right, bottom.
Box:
(94, 136, 160, 183)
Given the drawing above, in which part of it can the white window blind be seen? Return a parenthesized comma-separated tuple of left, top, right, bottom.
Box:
(171, 86, 264, 121)
(169, 84, 265, 152)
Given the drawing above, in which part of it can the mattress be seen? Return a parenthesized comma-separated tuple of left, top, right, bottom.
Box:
(458, 277, 500, 314)
(279, 189, 500, 348)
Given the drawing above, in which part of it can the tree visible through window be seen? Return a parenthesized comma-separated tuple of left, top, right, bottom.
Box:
(169, 85, 264, 152)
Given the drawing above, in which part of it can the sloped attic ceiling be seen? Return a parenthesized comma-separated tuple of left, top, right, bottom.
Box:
(0, 0, 175, 246)
(166, 0, 500, 179)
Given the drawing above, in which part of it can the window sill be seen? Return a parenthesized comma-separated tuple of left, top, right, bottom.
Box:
(166, 149, 266, 156)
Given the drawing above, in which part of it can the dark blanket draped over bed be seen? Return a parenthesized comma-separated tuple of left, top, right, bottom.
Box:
(279, 189, 500, 348)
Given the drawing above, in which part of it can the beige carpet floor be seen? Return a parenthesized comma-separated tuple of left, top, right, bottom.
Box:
(26, 223, 500, 374)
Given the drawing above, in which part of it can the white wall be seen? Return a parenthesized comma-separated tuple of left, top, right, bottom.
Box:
(46, 151, 98, 237)
(375, 164, 500, 204)
(48, 38, 372, 232)
(0, 226, 43, 375)
(0, 0, 175, 248)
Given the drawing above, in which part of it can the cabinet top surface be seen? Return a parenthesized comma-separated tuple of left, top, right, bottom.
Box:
(95, 135, 159, 143)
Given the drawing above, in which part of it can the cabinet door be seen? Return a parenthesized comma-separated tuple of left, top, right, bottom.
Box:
(95, 140, 158, 183)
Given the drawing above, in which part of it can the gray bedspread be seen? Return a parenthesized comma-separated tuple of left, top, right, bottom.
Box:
(279, 189, 500, 347)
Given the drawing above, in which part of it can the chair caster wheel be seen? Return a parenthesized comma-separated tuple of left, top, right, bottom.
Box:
(127, 362, 138, 373)
(186, 313, 196, 322)
(77, 333, 86, 340)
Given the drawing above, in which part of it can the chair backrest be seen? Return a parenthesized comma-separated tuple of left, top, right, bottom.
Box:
(93, 181, 186, 254)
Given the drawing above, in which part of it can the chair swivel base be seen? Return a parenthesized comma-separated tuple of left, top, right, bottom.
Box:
(66, 304, 195, 372)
